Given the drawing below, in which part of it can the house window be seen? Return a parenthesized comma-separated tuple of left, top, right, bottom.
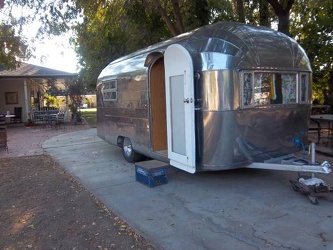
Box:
(242, 72, 299, 106)
(102, 80, 117, 101)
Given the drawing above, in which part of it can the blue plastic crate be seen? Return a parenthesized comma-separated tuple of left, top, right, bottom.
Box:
(135, 160, 168, 187)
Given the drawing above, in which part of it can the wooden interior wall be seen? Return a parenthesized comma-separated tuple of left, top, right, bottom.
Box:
(150, 58, 167, 151)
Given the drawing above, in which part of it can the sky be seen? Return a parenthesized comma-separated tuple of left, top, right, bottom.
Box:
(0, 3, 80, 73)
(27, 34, 79, 73)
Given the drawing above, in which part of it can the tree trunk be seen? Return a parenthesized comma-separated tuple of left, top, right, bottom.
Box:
(266, 0, 295, 35)
(152, 0, 179, 36)
(277, 12, 290, 35)
(171, 0, 184, 34)
(235, 0, 245, 23)
(259, 0, 270, 27)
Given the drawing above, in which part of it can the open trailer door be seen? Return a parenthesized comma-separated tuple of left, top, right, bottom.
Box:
(164, 44, 196, 173)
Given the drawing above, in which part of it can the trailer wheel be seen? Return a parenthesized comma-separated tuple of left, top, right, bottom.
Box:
(309, 196, 318, 205)
(122, 137, 142, 163)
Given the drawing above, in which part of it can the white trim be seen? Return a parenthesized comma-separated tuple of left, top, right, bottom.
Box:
(299, 72, 309, 104)
(24, 79, 29, 121)
(164, 44, 196, 174)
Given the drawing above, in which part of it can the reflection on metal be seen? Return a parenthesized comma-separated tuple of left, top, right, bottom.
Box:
(249, 161, 331, 174)
(96, 22, 324, 173)
(98, 22, 310, 83)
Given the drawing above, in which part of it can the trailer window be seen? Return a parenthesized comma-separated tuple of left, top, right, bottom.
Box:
(299, 73, 309, 103)
(243, 72, 297, 106)
(102, 80, 117, 101)
(243, 73, 253, 106)
(254, 73, 273, 105)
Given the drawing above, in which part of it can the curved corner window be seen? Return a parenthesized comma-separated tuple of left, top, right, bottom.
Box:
(242, 72, 299, 107)
(243, 72, 253, 106)
(102, 80, 117, 101)
(299, 73, 309, 103)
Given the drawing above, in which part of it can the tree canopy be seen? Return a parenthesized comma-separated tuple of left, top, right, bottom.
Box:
(1, 0, 332, 103)
(290, 0, 333, 103)
(0, 23, 23, 69)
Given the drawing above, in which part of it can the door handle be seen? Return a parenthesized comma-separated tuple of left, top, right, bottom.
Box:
(183, 98, 193, 104)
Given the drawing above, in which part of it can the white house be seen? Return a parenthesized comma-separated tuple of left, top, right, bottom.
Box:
(0, 62, 77, 123)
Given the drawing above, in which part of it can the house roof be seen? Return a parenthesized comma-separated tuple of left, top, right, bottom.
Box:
(0, 62, 78, 79)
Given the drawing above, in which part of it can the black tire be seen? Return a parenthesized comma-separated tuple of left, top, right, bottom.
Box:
(309, 196, 319, 205)
(122, 137, 143, 163)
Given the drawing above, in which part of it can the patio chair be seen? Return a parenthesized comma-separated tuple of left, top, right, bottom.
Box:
(56, 111, 66, 130)
(308, 119, 321, 143)
(0, 115, 8, 153)
(32, 111, 45, 128)
(47, 112, 59, 129)
(11, 107, 22, 123)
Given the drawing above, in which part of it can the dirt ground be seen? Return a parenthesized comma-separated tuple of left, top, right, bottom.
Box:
(0, 154, 156, 250)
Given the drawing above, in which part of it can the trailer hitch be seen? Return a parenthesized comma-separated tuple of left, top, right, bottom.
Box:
(248, 142, 333, 204)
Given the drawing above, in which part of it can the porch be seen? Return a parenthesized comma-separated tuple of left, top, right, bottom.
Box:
(0, 62, 77, 123)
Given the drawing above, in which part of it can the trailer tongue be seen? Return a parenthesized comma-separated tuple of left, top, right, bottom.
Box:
(248, 142, 332, 204)
(248, 142, 331, 174)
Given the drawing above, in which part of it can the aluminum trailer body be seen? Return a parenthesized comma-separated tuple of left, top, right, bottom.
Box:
(97, 21, 317, 173)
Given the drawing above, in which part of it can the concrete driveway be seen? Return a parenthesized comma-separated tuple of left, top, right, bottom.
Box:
(43, 128, 333, 250)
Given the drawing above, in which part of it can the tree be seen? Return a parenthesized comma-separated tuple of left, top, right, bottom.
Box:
(182, 0, 210, 31)
(4, 0, 332, 103)
(266, 0, 295, 35)
(126, 0, 210, 36)
(259, 0, 270, 27)
(124, 0, 171, 44)
(0, 0, 77, 69)
(234, 0, 245, 23)
(73, 0, 144, 90)
(291, 0, 333, 104)
(67, 79, 85, 123)
(148, 0, 186, 36)
(0, 24, 23, 69)
(207, 0, 236, 23)
(8, 0, 78, 38)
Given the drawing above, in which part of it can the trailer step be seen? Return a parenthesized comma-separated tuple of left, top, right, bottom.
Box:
(135, 160, 169, 188)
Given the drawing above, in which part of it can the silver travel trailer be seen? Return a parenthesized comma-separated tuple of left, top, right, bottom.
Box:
(96, 21, 331, 174)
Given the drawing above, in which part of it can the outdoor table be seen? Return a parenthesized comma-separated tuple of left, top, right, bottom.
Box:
(310, 114, 333, 143)
(5, 114, 15, 124)
(311, 105, 331, 115)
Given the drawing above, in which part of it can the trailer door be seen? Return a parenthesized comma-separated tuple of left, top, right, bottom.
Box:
(164, 44, 196, 173)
